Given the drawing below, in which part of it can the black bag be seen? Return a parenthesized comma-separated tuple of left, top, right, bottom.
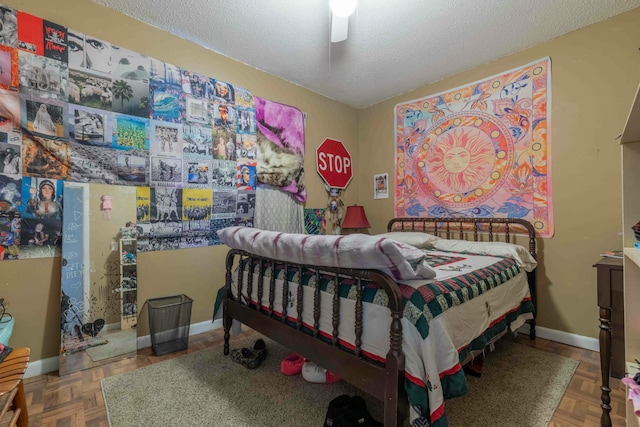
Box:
(324, 395, 383, 427)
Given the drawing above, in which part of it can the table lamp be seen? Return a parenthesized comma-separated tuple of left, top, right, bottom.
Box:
(341, 205, 371, 234)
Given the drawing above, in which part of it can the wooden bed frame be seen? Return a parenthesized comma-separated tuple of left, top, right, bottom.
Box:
(222, 217, 537, 427)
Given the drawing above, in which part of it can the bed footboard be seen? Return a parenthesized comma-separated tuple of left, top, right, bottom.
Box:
(222, 249, 408, 427)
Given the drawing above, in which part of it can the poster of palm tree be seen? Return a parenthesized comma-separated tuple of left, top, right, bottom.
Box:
(112, 78, 149, 118)
(111, 46, 149, 118)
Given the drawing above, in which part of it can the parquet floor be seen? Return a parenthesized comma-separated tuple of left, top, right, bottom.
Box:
(21, 329, 626, 426)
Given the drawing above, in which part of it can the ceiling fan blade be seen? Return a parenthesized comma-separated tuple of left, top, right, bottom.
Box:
(331, 14, 349, 43)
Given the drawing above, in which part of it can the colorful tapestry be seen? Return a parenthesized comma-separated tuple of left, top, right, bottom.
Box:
(395, 58, 553, 237)
(255, 97, 306, 202)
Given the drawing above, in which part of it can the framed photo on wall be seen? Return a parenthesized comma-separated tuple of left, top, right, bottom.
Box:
(374, 173, 388, 199)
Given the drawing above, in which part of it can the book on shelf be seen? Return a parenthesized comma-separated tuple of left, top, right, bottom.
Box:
(599, 250, 623, 259)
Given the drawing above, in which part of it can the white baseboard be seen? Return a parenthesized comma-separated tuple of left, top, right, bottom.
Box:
(25, 321, 596, 379)
(517, 323, 599, 352)
(25, 319, 223, 379)
(26, 355, 59, 379)
(136, 318, 222, 349)
(104, 322, 121, 332)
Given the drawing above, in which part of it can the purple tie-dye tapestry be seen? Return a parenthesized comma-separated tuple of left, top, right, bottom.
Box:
(254, 97, 306, 202)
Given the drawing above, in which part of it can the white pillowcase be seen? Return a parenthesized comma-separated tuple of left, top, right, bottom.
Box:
(217, 227, 436, 280)
(375, 231, 441, 249)
(431, 239, 537, 272)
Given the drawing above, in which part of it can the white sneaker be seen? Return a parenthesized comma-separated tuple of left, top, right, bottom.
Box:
(302, 361, 340, 383)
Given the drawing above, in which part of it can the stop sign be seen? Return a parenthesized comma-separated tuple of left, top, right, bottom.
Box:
(316, 138, 353, 189)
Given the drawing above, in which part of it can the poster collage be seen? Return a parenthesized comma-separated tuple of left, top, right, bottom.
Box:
(0, 4, 275, 259)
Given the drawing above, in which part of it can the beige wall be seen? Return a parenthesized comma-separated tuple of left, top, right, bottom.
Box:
(358, 9, 640, 338)
(1, 0, 359, 363)
(3, 0, 639, 365)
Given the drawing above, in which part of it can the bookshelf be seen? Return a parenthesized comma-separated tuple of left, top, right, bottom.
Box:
(621, 82, 640, 427)
(118, 238, 138, 329)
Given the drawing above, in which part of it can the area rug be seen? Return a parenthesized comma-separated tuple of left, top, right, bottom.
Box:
(86, 328, 137, 362)
(102, 335, 577, 427)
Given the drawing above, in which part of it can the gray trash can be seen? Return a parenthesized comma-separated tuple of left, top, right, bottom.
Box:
(147, 294, 193, 356)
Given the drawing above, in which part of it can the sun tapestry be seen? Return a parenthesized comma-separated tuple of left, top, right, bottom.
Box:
(395, 57, 553, 237)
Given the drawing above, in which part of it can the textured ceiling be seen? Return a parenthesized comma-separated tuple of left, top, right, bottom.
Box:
(93, 0, 640, 109)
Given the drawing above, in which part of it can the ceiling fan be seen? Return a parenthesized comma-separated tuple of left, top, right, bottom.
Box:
(330, 0, 358, 43)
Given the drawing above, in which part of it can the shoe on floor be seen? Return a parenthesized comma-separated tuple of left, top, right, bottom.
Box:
(302, 360, 340, 384)
(280, 352, 305, 376)
(251, 338, 267, 362)
(230, 347, 261, 369)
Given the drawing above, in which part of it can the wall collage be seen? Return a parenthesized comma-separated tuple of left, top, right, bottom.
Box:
(0, 4, 307, 260)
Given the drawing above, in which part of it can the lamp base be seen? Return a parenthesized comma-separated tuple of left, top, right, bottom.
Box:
(341, 228, 370, 235)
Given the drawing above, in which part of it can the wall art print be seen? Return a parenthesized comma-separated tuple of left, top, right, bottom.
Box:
(395, 57, 553, 237)
(0, 2, 307, 259)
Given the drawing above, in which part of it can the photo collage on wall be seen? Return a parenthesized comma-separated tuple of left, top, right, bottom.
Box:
(0, 4, 276, 259)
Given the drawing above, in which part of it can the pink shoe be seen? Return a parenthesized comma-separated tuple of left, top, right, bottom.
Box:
(302, 361, 340, 384)
(280, 353, 305, 376)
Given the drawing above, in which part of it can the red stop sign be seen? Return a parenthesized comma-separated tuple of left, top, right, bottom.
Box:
(316, 138, 353, 189)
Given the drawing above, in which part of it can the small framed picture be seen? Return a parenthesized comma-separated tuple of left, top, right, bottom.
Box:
(374, 173, 388, 199)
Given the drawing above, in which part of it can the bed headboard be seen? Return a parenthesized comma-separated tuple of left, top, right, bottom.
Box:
(388, 217, 538, 339)
(387, 217, 537, 259)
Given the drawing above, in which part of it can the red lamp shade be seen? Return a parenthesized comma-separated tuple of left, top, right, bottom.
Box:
(341, 205, 371, 229)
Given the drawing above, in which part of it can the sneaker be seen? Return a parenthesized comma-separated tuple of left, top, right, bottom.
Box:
(230, 347, 261, 369)
(280, 353, 305, 376)
(302, 361, 341, 384)
(251, 338, 267, 362)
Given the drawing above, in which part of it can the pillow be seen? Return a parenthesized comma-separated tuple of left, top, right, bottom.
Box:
(217, 227, 436, 280)
(431, 239, 537, 272)
(375, 231, 441, 249)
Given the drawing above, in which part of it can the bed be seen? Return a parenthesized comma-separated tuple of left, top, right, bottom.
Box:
(217, 217, 537, 427)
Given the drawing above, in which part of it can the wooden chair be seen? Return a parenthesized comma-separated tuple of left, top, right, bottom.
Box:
(0, 348, 30, 427)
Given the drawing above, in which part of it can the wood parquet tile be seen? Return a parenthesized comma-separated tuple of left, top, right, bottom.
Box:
(20, 329, 627, 426)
